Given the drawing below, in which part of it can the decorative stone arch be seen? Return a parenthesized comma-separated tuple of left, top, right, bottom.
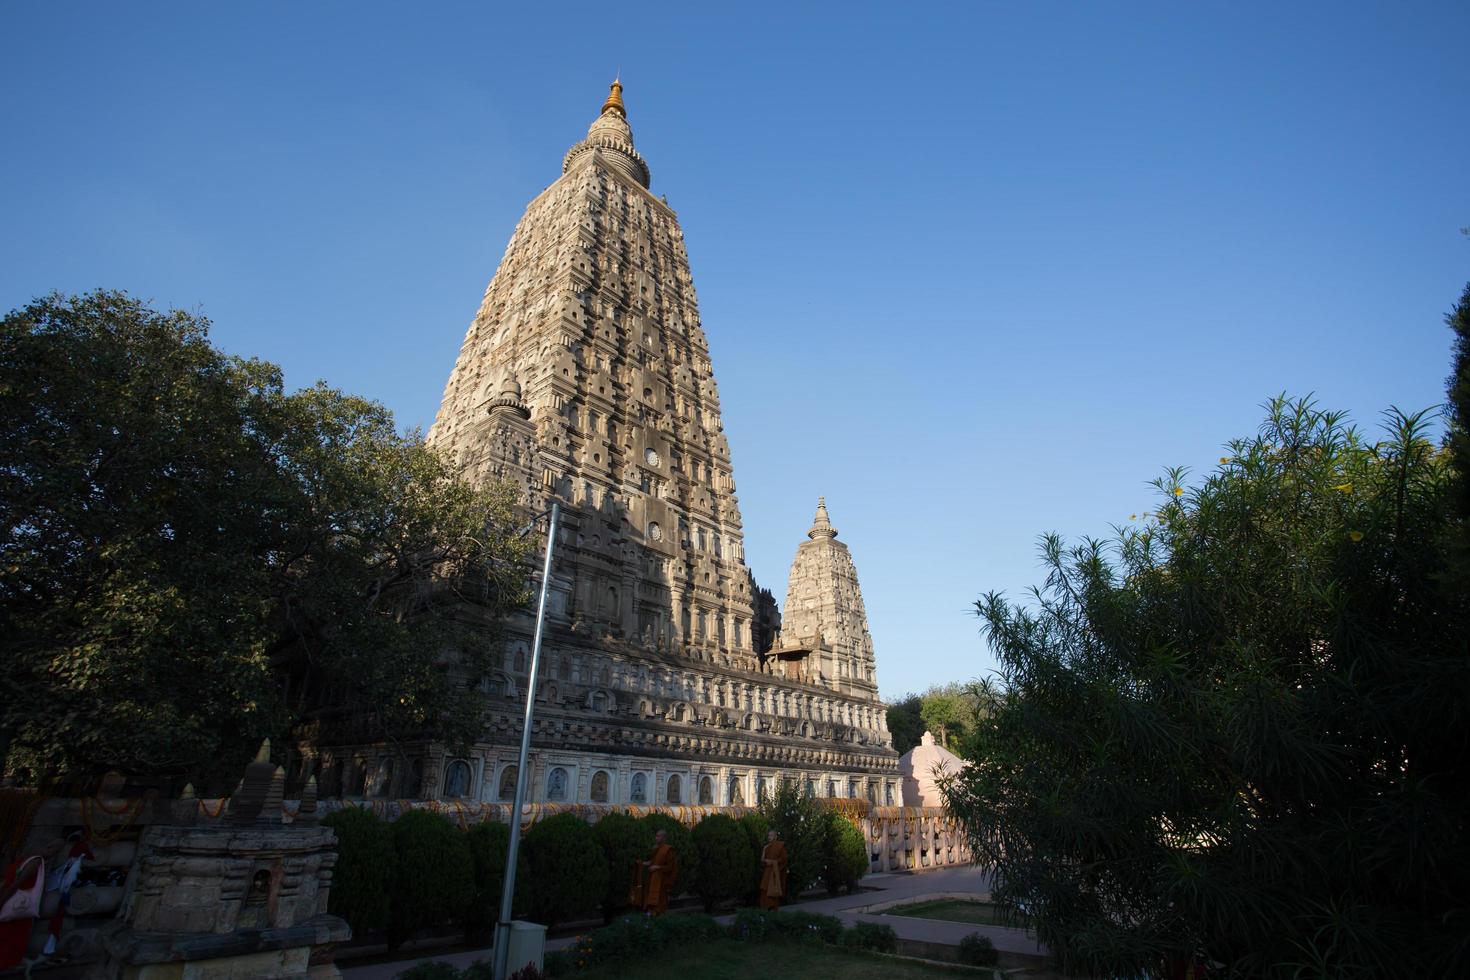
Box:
(348, 755, 369, 797)
(443, 759, 473, 799)
(590, 769, 612, 803)
(584, 687, 616, 713)
(698, 775, 714, 804)
(488, 670, 517, 699)
(668, 700, 692, 723)
(666, 773, 682, 804)
(497, 764, 520, 802)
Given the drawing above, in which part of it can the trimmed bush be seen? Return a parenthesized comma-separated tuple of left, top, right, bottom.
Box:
(591, 811, 652, 917)
(542, 949, 574, 977)
(691, 814, 755, 911)
(464, 820, 527, 943)
(737, 812, 769, 902)
(570, 912, 722, 968)
(840, 920, 897, 953)
(635, 812, 698, 897)
(521, 811, 608, 926)
(395, 963, 462, 980)
(729, 907, 843, 945)
(388, 809, 474, 948)
(394, 962, 534, 980)
(322, 806, 394, 936)
(957, 932, 999, 967)
(737, 812, 769, 855)
(820, 811, 869, 895)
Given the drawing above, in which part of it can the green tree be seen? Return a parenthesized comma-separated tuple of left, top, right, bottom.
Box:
(919, 686, 967, 752)
(884, 694, 924, 754)
(1444, 282, 1470, 583)
(946, 396, 1470, 978)
(757, 781, 824, 897)
(0, 292, 530, 786)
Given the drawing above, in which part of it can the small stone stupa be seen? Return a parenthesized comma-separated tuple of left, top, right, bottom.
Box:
(898, 731, 963, 807)
(91, 741, 350, 979)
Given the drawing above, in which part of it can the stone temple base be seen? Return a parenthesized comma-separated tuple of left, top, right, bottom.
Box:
(90, 915, 350, 979)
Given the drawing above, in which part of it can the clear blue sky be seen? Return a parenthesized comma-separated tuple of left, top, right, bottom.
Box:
(3, 2, 1465, 701)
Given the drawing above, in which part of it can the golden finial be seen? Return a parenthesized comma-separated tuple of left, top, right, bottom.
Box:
(601, 76, 625, 117)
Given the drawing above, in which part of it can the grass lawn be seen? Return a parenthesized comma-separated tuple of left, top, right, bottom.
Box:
(567, 937, 979, 979)
(883, 899, 1025, 927)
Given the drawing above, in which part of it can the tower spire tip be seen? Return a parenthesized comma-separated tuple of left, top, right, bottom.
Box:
(601, 76, 625, 117)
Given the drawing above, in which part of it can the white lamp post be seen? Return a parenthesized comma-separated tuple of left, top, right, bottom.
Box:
(492, 499, 559, 980)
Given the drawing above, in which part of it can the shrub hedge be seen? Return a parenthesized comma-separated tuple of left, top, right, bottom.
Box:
(321, 806, 394, 937)
(736, 812, 770, 902)
(464, 820, 526, 943)
(690, 813, 754, 911)
(590, 811, 651, 917)
(520, 812, 608, 927)
(957, 932, 999, 967)
(839, 920, 897, 953)
(635, 812, 698, 898)
(388, 809, 474, 948)
(327, 806, 874, 946)
(819, 811, 869, 894)
(419, 908, 907, 978)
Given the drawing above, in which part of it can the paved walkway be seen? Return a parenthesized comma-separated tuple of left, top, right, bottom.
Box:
(342, 866, 1048, 979)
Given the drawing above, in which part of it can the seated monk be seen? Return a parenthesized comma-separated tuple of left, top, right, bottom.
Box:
(640, 829, 678, 916)
(759, 829, 788, 909)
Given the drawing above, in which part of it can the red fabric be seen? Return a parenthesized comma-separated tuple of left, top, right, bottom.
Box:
(0, 859, 41, 969)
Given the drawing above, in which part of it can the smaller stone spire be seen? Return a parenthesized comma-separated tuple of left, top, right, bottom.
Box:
(601, 77, 625, 117)
(488, 370, 529, 419)
(808, 497, 837, 540)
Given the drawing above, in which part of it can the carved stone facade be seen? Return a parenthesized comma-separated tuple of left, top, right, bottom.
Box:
(769, 499, 879, 695)
(413, 81, 897, 807)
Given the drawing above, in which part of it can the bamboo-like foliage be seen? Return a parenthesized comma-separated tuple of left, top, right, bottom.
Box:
(947, 395, 1469, 979)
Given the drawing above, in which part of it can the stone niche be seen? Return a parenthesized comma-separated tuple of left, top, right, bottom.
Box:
(90, 745, 350, 980)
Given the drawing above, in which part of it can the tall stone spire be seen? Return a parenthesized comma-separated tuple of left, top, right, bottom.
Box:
(418, 81, 896, 808)
(781, 498, 879, 697)
(428, 77, 758, 668)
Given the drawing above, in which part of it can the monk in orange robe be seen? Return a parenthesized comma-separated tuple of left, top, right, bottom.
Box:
(640, 829, 678, 915)
(759, 829, 788, 909)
